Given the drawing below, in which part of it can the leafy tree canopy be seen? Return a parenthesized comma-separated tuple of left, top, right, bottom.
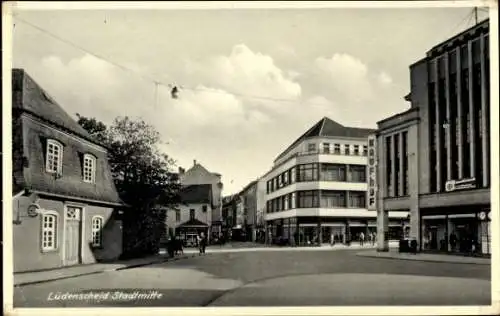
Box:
(76, 114, 181, 210)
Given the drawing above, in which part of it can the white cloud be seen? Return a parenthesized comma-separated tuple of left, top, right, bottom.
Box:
(20, 48, 340, 195)
(314, 53, 373, 103)
(187, 44, 302, 106)
(378, 71, 393, 85)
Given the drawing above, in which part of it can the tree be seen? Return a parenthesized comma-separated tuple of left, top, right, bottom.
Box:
(76, 114, 181, 258)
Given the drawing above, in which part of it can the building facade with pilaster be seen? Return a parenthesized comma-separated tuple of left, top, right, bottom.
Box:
(264, 117, 408, 246)
(375, 19, 491, 255)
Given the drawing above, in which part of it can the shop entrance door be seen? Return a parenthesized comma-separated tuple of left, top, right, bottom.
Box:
(429, 227, 438, 250)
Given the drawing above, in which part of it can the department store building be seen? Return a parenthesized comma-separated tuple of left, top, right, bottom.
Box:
(375, 19, 492, 255)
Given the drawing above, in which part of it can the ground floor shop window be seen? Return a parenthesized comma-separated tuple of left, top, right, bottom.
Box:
(421, 213, 490, 255)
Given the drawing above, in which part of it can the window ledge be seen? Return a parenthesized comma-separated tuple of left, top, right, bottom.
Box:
(41, 248, 58, 253)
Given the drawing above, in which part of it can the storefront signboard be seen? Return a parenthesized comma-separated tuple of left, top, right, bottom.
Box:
(367, 134, 377, 210)
(445, 178, 476, 192)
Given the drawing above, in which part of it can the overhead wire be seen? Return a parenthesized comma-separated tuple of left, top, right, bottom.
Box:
(12, 15, 319, 107)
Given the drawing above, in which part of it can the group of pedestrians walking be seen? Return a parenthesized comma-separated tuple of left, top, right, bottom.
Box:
(328, 231, 377, 246)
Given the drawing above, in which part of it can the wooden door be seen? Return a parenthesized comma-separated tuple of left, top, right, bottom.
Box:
(64, 206, 82, 266)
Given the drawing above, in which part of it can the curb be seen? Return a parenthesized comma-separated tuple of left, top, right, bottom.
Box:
(356, 252, 491, 265)
(15, 253, 204, 287)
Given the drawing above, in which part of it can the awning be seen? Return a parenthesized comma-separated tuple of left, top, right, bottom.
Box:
(177, 218, 208, 228)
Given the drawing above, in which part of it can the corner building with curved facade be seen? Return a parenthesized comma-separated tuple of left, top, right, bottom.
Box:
(263, 117, 408, 246)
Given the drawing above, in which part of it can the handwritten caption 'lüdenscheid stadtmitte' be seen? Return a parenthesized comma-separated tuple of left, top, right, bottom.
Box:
(47, 290, 163, 302)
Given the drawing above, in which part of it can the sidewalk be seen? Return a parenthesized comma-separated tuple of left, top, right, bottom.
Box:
(179, 241, 399, 254)
(357, 249, 491, 265)
(14, 253, 199, 286)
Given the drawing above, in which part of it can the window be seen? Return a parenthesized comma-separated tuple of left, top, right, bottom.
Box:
(202, 205, 208, 213)
(278, 174, 284, 188)
(466, 113, 471, 143)
(363, 145, 368, 156)
(91, 216, 103, 247)
(297, 190, 319, 208)
(344, 144, 350, 155)
(322, 143, 330, 154)
(41, 212, 58, 251)
(349, 192, 366, 208)
(353, 145, 360, 155)
(479, 110, 483, 139)
(284, 194, 290, 210)
(189, 209, 195, 220)
(333, 144, 341, 154)
(283, 171, 289, 185)
(320, 191, 346, 208)
(46, 139, 63, 174)
(297, 164, 319, 182)
(291, 192, 297, 209)
(320, 164, 346, 181)
(175, 210, 181, 222)
(350, 165, 366, 182)
(83, 154, 96, 183)
(290, 167, 296, 183)
(307, 143, 316, 153)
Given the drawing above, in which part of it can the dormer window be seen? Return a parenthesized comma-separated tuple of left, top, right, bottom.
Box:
(83, 154, 96, 183)
(46, 139, 63, 175)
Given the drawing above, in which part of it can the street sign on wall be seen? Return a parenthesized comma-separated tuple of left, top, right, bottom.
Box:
(445, 178, 476, 192)
(367, 134, 377, 210)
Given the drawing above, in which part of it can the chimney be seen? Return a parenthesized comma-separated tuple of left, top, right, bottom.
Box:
(193, 159, 197, 166)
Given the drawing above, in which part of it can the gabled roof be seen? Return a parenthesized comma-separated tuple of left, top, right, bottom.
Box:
(12, 69, 106, 148)
(177, 218, 208, 228)
(11, 69, 123, 206)
(179, 184, 212, 204)
(239, 180, 258, 196)
(275, 117, 376, 162)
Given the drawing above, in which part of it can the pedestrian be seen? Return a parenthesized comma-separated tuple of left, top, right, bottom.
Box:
(198, 232, 207, 254)
(359, 232, 365, 246)
(449, 232, 457, 252)
(330, 233, 335, 246)
(371, 232, 376, 246)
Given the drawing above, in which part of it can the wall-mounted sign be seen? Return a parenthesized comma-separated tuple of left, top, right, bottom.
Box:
(27, 204, 40, 217)
(367, 134, 377, 210)
(445, 178, 476, 192)
(479, 211, 487, 221)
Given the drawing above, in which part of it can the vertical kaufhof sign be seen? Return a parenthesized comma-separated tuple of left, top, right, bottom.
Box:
(367, 134, 377, 210)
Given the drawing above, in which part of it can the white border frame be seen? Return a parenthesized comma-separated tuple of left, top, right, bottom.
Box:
(2, 1, 499, 316)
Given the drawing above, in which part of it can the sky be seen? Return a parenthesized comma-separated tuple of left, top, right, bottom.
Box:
(9, 2, 491, 196)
